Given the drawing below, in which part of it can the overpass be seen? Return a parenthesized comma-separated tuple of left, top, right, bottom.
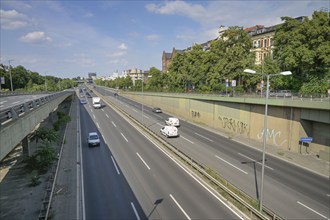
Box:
(120, 91, 330, 161)
(0, 91, 74, 161)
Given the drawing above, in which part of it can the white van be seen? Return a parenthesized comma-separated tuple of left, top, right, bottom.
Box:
(160, 126, 178, 138)
(165, 117, 180, 127)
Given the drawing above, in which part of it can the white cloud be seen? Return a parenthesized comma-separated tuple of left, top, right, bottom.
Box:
(0, 9, 30, 29)
(108, 51, 127, 57)
(84, 12, 94, 18)
(145, 34, 160, 41)
(20, 31, 52, 43)
(146, 1, 206, 19)
(118, 43, 128, 50)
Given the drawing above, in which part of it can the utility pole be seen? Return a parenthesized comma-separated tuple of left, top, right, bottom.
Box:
(8, 59, 14, 91)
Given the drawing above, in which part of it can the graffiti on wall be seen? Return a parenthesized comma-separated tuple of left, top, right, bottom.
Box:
(191, 110, 200, 118)
(257, 128, 287, 146)
(218, 116, 248, 134)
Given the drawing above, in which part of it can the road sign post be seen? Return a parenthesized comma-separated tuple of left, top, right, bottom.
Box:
(299, 137, 313, 154)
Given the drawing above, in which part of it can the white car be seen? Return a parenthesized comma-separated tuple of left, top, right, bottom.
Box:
(165, 117, 180, 127)
(87, 132, 100, 147)
(160, 126, 178, 138)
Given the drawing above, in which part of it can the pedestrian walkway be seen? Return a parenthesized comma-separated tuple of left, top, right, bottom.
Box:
(51, 94, 79, 220)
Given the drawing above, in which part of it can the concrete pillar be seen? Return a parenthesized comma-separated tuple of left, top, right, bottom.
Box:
(22, 136, 30, 158)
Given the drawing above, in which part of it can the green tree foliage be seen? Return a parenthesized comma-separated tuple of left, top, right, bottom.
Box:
(53, 111, 71, 131)
(167, 26, 255, 92)
(146, 67, 166, 91)
(274, 11, 330, 94)
(0, 63, 78, 91)
(30, 127, 59, 144)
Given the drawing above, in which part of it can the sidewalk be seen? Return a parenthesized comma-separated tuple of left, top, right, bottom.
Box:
(51, 94, 79, 220)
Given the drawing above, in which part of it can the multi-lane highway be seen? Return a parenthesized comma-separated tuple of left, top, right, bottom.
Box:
(0, 94, 50, 110)
(86, 85, 329, 220)
(79, 87, 244, 219)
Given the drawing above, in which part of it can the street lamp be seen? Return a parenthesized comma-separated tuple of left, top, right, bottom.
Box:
(243, 68, 292, 212)
(8, 59, 14, 91)
(142, 74, 144, 124)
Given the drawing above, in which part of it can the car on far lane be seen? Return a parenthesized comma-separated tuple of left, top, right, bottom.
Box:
(80, 99, 87, 104)
(152, 107, 162, 113)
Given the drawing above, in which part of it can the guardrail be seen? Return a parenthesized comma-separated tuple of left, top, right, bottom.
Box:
(0, 91, 73, 126)
(91, 86, 284, 220)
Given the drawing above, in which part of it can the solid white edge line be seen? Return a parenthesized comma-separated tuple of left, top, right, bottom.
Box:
(131, 202, 141, 220)
(111, 156, 120, 175)
(121, 132, 128, 142)
(180, 135, 194, 144)
(77, 100, 86, 220)
(136, 152, 151, 170)
(215, 155, 248, 174)
(169, 194, 191, 220)
(238, 153, 274, 170)
(297, 201, 328, 219)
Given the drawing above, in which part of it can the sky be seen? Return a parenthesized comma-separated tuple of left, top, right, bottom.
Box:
(0, 0, 328, 79)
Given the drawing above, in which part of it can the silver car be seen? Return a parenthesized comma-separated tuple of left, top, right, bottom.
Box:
(87, 132, 100, 147)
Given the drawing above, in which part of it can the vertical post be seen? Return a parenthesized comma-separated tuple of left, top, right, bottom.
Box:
(45, 72, 47, 91)
(259, 74, 269, 212)
(141, 72, 144, 125)
(8, 60, 14, 91)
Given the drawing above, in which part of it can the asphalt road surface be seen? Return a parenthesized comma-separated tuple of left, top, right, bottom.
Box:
(79, 89, 244, 219)
(91, 85, 330, 220)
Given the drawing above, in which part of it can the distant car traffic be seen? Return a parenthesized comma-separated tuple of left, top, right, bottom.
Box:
(80, 99, 87, 104)
(152, 107, 162, 113)
(87, 132, 100, 147)
(165, 117, 180, 127)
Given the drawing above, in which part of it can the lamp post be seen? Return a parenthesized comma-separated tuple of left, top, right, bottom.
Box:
(45, 72, 47, 91)
(141, 72, 144, 125)
(243, 68, 292, 212)
(8, 59, 14, 91)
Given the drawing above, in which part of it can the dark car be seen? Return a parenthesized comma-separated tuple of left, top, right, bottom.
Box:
(152, 107, 162, 113)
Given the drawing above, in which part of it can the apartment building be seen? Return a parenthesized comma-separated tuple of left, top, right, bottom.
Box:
(162, 17, 306, 71)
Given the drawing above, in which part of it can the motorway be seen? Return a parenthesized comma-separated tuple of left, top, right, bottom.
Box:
(79, 87, 243, 219)
(88, 85, 330, 220)
(0, 93, 50, 110)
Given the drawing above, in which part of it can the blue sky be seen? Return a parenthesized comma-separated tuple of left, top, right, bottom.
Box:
(0, 0, 328, 79)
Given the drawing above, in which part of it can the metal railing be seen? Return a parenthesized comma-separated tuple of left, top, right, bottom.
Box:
(0, 91, 73, 126)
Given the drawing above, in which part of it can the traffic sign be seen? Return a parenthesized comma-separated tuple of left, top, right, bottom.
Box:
(300, 137, 313, 142)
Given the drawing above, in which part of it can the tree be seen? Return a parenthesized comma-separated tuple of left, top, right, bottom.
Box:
(30, 127, 59, 144)
(274, 11, 330, 93)
(213, 27, 255, 88)
(145, 67, 164, 91)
